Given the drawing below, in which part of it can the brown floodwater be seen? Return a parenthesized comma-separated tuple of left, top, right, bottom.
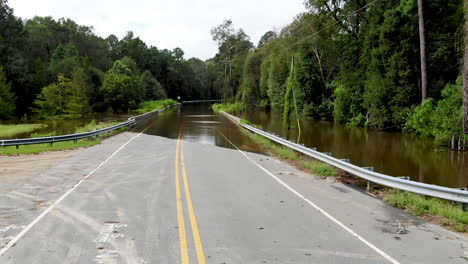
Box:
(142, 103, 262, 154)
(236, 110, 468, 188)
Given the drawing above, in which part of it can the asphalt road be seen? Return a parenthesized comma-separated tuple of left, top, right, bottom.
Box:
(0, 119, 467, 263)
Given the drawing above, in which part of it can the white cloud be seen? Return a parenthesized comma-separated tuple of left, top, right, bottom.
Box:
(9, 0, 305, 60)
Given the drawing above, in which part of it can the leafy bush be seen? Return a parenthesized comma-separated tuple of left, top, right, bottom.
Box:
(349, 113, 368, 127)
(404, 99, 436, 136)
(404, 77, 463, 146)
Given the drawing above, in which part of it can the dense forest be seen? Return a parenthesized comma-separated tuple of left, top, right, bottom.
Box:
(1, 0, 467, 148)
(208, 0, 468, 149)
(0, 0, 218, 120)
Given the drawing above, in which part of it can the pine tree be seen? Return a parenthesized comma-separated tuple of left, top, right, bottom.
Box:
(0, 66, 15, 119)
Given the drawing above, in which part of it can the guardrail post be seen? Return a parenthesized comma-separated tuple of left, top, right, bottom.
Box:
(363, 167, 375, 191)
(458, 188, 468, 211)
(16, 145, 18, 149)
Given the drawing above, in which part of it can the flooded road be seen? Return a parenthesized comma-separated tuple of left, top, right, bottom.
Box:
(139, 103, 467, 188)
(142, 103, 262, 154)
(237, 110, 468, 188)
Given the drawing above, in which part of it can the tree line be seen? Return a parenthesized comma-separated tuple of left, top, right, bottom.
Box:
(209, 0, 468, 148)
(0, 0, 219, 120)
(1, 0, 467, 148)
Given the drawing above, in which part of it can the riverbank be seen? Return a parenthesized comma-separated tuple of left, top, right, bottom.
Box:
(217, 107, 468, 234)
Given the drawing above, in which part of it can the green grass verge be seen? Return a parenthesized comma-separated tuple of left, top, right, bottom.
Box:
(0, 138, 101, 155)
(240, 118, 262, 129)
(135, 99, 178, 114)
(75, 120, 119, 133)
(383, 189, 468, 232)
(212, 102, 245, 113)
(31, 131, 56, 138)
(0, 125, 129, 155)
(304, 161, 337, 178)
(242, 124, 337, 177)
(0, 124, 46, 138)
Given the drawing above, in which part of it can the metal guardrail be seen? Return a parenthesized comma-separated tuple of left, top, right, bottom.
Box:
(1, 104, 181, 148)
(182, 100, 224, 104)
(221, 111, 468, 204)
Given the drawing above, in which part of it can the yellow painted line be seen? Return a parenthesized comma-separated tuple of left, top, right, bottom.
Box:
(180, 139, 207, 264)
(175, 132, 189, 264)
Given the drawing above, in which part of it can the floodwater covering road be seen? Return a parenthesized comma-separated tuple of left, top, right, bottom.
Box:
(0, 103, 467, 263)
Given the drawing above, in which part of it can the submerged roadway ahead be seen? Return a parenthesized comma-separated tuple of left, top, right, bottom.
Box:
(0, 109, 467, 263)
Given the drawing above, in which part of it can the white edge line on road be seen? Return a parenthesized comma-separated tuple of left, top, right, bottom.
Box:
(0, 124, 153, 256)
(220, 132, 400, 264)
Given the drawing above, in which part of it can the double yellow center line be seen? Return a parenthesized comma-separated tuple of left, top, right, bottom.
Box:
(175, 131, 206, 264)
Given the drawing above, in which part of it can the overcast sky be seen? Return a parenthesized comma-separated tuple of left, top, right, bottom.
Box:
(9, 0, 306, 60)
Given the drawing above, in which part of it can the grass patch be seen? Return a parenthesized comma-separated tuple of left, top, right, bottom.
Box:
(383, 189, 468, 232)
(0, 124, 46, 138)
(212, 102, 245, 113)
(245, 128, 336, 176)
(31, 131, 56, 138)
(240, 118, 251, 125)
(304, 161, 337, 178)
(240, 118, 262, 129)
(136, 99, 178, 114)
(75, 120, 119, 133)
(0, 138, 101, 155)
(0, 124, 129, 155)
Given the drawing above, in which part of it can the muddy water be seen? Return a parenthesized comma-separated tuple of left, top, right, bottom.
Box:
(236, 110, 468, 188)
(2, 113, 133, 139)
(143, 103, 263, 154)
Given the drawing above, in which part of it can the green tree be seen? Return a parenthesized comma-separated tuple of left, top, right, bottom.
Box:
(0, 66, 15, 119)
(100, 57, 141, 112)
(49, 43, 83, 77)
(210, 20, 254, 101)
(139, 70, 166, 101)
(66, 68, 92, 118)
(258, 31, 277, 48)
(34, 74, 72, 118)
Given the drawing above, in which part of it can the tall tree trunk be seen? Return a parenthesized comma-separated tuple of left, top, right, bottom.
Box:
(418, 0, 428, 102)
(464, 0, 468, 134)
